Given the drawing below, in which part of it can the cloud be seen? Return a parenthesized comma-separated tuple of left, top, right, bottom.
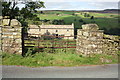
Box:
(40, 2, 118, 10)
(41, 2, 74, 10)
(41, 2, 91, 10)
(89, 2, 118, 9)
(43, 0, 119, 2)
(16, 1, 119, 10)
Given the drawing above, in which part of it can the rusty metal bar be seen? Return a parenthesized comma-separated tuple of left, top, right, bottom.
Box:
(24, 39, 76, 42)
(24, 43, 36, 45)
(24, 43, 76, 46)
(36, 47, 76, 48)
(29, 28, 74, 29)
(25, 45, 76, 48)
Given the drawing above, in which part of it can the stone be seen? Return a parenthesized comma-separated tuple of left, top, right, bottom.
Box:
(2, 19, 10, 26)
(11, 19, 21, 27)
(83, 31, 89, 36)
(82, 24, 99, 31)
(0, 16, 2, 25)
(0, 16, 2, 19)
(3, 16, 10, 19)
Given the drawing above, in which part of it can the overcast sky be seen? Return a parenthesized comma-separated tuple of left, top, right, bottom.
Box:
(17, 0, 119, 10)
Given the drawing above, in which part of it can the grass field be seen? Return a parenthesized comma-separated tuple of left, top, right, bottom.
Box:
(31, 11, 120, 35)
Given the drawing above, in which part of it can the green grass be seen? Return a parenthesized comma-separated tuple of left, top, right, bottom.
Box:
(28, 11, 120, 35)
(1, 50, 119, 67)
(36, 12, 119, 32)
(41, 11, 75, 15)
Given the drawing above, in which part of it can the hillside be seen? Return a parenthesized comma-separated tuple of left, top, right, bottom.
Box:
(27, 10, 119, 35)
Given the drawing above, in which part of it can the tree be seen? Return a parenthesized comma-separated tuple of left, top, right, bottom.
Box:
(90, 16, 94, 19)
(52, 19, 65, 25)
(2, 0, 45, 26)
(84, 13, 90, 17)
(84, 13, 87, 17)
(2, 2, 12, 17)
(56, 13, 60, 16)
(83, 22, 87, 24)
(72, 13, 75, 15)
(25, 1, 45, 13)
(52, 19, 58, 25)
(74, 19, 77, 21)
(91, 20, 95, 23)
(86, 14, 90, 17)
(40, 11, 44, 14)
(79, 19, 83, 22)
(2, 1, 20, 25)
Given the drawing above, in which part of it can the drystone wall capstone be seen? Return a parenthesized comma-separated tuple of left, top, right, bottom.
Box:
(76, 24, 119, 56)
(1, 18, 22, 54)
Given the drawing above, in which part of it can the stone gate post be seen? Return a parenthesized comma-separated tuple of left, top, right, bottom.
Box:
(1, 18, 23, 54)
(76, 24, 104, 56)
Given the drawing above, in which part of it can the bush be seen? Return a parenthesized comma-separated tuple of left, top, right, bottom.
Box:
(90, 16, 94, 19)
(72, 13, 75, 15)
(91, 20, 96, 23)
(83, 22, 87, 24)
(52, 19, 65, 25)
(79, 19, 83, 22)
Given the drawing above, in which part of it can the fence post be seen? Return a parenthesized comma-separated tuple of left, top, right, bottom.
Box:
(0, 25, 2, 52)
(22, 27, 25, 56)
(76, 24, 104, 56)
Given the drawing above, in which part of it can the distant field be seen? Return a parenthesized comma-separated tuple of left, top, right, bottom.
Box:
(32, 11, 119, 35)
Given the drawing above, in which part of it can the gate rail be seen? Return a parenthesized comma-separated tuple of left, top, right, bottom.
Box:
(23, 29, 76, 53)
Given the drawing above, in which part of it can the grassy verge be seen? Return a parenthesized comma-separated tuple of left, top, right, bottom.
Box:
(1, 50, 119, 67)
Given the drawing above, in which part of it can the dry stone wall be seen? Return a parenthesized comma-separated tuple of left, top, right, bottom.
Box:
(76, 24, 119, 56)
(102, 35, 119, 55)
(1, 18, 22, 54)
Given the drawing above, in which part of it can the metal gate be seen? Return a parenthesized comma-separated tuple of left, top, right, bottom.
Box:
(23, 28, 76, 53)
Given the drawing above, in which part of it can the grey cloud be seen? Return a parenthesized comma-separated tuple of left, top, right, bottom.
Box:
(41, 2, 118, 10)
(89, 2, 118, 9)
(41, 2, 74, 10)
(43, 0, 119, 2)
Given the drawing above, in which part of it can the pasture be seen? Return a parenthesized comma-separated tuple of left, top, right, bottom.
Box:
(31, 11, 119, 35)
